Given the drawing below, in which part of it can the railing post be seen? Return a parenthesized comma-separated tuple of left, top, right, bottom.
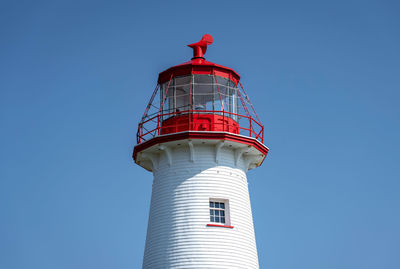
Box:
(157, 116, 160, 136)
(262, 126, 264, 143)
(223, 110, 225, 132)
(249, 117, 252, 137)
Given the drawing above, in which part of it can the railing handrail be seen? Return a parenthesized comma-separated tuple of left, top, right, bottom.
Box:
(137, 109, 264, 144)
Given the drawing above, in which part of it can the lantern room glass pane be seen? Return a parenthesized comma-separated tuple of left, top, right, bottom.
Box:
(160, 74, 238, 121)
(161, 75, 191, 120)
(192, 74, 238, 119)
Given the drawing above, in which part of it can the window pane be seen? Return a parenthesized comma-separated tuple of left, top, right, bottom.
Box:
(221, 217, 225, 223)
(175, 75, 191, 86)
(220, 211, 225, 216)
(215, 217, 220, 222)
(220, 203, 225, 209)
(210, 216, 214, 222)
(210, 209, 214, 216)
(215, 202, 220, 208)
(175, 86, 190, 111)
(210, 202, 214, 208)
(193, 74, 213, 84)
(215, 210, 220, 216)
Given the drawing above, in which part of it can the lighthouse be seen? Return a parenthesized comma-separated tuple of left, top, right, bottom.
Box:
(133, 34, 269, 268)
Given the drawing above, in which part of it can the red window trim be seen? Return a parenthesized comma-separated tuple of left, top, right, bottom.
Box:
(207, 224, 234, 229)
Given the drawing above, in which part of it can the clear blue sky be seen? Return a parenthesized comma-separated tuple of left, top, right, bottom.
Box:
(1, 0, 399, 268)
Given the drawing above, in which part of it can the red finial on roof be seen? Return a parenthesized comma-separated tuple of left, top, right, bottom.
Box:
(187, 34, 214, 59)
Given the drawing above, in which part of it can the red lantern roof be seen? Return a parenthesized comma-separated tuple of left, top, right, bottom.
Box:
(158, 58, 241, 85)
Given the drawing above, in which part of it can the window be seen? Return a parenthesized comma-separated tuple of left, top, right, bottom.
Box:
(209, 201, 226, 224)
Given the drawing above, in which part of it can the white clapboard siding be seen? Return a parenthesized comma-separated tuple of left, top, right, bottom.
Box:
(142, 144, 259, 269)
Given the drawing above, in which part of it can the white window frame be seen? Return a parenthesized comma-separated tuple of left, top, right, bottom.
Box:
(209, 198, 230, 226)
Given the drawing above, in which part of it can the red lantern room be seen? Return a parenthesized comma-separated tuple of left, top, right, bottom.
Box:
(133, 34, 269, 167)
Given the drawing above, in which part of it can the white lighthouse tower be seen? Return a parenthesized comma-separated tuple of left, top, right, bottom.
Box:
(133, 34, 269, 269)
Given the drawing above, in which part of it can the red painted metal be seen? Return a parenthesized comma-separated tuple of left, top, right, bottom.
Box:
(158, 59, 240, 85)
(133, 131, 269, 162)
(206, 224, 234, 228)
(137, 109, 264, 144)
(187, 34, 213, 59)
(161, 114, 239, 135)
(158, 34, 241, 85)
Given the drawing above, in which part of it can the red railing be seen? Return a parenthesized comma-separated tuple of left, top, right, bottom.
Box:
(137, 109, 264, 144)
